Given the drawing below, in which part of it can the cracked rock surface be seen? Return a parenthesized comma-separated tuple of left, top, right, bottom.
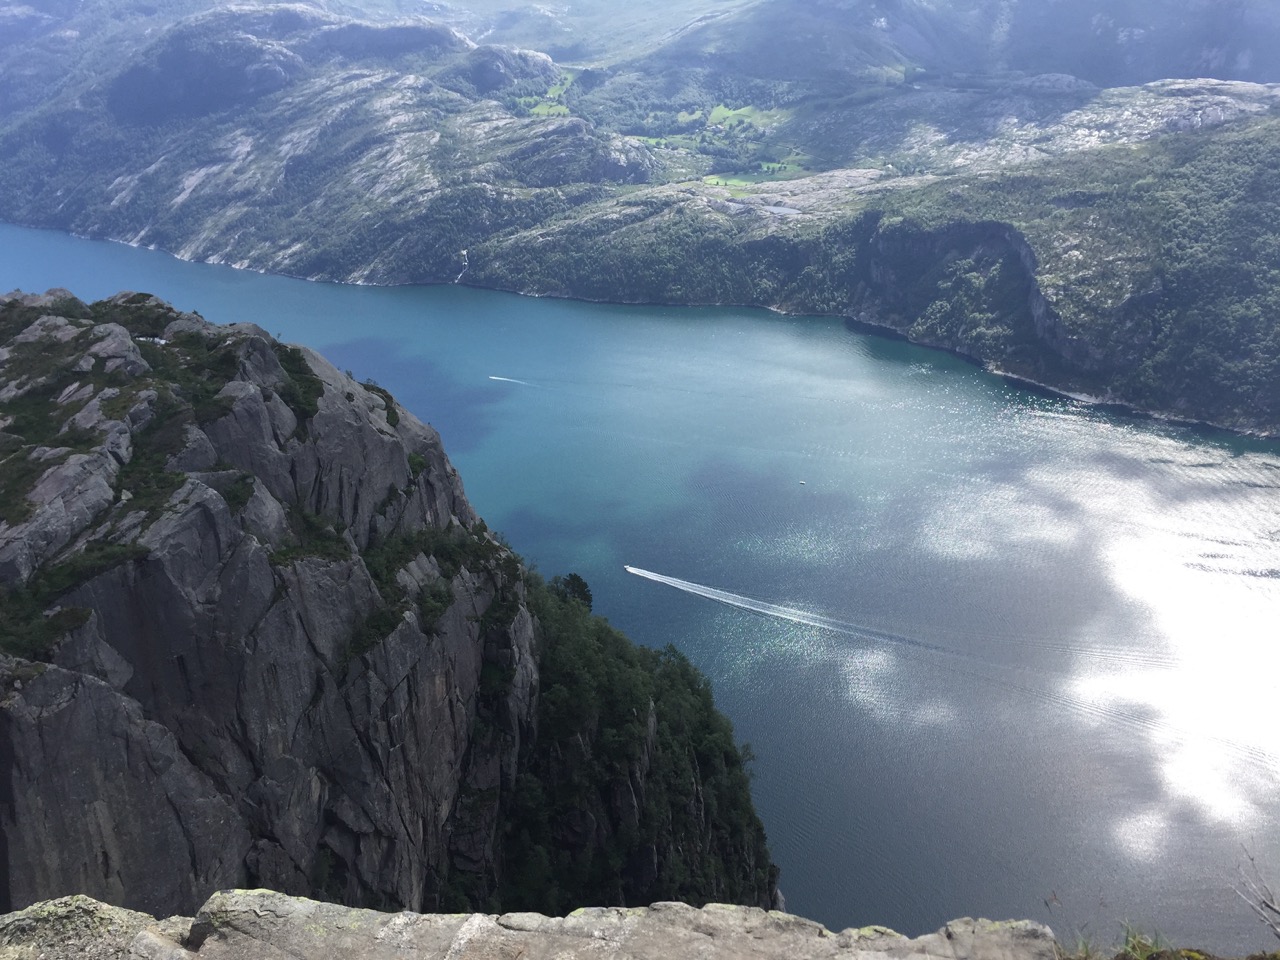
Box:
(0, 290, 534, 918)
(0, 891, 1060, 960)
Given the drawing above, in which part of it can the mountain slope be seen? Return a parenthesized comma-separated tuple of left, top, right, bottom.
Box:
(617, 0, 1280, 87)
(1, 3, 1277, 435)
(463, 111, 1280, 434)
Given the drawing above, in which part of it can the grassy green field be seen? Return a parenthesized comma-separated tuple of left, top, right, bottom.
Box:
(706, 103, 789, 128)
(517, 70, 578, 118)
(701, 160, 808, 187)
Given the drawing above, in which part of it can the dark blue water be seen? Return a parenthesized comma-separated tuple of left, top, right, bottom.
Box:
(5, 224, 1280, 952)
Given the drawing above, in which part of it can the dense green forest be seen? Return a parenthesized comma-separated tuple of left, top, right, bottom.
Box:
(494, 575, 777, 914)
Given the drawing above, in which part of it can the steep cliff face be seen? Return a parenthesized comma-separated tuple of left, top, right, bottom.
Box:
(496, 591, 777, 915)
(0, 289, 774, 918)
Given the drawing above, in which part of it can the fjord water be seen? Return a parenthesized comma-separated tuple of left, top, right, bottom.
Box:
(5, 223, 1280, 951)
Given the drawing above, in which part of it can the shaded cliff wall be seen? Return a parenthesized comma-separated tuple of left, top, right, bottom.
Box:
(0, 289, 532, 917)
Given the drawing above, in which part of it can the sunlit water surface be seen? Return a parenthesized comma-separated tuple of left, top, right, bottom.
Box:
(4, 224, 1280, 951)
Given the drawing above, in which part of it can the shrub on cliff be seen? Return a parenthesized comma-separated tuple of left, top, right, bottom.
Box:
(494, 574, 778, 915)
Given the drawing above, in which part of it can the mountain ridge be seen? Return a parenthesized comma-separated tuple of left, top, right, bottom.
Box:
(2, 3, 1278, 435)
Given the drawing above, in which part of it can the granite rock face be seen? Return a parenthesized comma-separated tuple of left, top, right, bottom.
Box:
(0, 659, 249, 921)
(0, 891, 1062, 960)
(0, 291, 532, 917)
(0, 289, 777, 920)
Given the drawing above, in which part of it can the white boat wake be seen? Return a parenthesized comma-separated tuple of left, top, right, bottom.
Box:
(488, 376, 533, 386)
(623, 565, 944, 654)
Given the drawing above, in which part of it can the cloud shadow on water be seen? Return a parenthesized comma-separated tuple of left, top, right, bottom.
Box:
(318, 337, 503, 454)
(561, 444, 1280, 950)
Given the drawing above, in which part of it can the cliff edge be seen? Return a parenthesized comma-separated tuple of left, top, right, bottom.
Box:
(0, 289, 775, 919)
(0, 890, 1060, 960)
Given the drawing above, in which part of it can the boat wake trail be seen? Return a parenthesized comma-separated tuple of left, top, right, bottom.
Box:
(623, 565, 949, 656)
(489, 376, 534, 386)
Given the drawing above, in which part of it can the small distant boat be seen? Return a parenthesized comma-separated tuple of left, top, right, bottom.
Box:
(799, 480, 806, 485)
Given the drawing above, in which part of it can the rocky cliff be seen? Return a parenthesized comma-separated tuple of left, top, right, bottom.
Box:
(0, 289, 776, 919)
(0, 890, 1061, 960)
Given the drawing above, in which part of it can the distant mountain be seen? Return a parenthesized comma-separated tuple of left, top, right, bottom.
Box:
(625, 0, 1280, 87)
(0, 5, 658, 282)
(1, 1, 1278, 433)
(998, 0, 1280, 86)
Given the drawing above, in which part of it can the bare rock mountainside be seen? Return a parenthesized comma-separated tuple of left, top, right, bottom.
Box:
(3, 3, 1280, 434)
(0, 890, 1061, 960)
(0, 289, 777, 920)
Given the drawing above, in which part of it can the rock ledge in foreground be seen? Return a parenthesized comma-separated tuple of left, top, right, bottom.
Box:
(0, 890, 1058, 960)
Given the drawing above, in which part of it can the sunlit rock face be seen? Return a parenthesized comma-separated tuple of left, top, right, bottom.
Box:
(0, 890, 1062, 960)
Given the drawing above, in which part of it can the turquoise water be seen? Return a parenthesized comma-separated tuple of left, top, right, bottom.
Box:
(5, 224, 1280, 951)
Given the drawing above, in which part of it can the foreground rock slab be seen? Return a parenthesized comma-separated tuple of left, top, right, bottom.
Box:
(0, 890, 1058, 960)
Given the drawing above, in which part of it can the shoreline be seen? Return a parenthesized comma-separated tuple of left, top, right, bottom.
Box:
(9, 220, 1279, 443)
(986, 365, 1279, 441)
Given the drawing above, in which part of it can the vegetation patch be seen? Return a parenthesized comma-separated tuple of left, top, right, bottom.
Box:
(363, 532, 424, 598)
(276, 345, 325, 430)
(514, 69, 577, 118)
(273, 507, 351, 564)
(38, 542, 151, 600)
(345, 606, 404, 666)
(346, 523, 516, 667)
(529, 101, 569, 117)
(479, 581, 522, 632)
(0, 542, 149, 660)
(114, 394, 189, 517)
(493, 572, 775, 913)
(136, 332, 239, 425)
(0, 446, 64, 527)
(362, 380, 400, 427)
(89, 295, 176, 338)
(0, 294, 91, 342)
(0, 598, 92, 661)
(362, 522, 503, 620)
(416, 580, 453, 633)
(3, 334, 85, 388)
(2, 381, 97, 451)
(0, 386, 102, 528)
(701, 160, 807, 187)
(221, 473, 255, 515)
(707, 103, 788, 129)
